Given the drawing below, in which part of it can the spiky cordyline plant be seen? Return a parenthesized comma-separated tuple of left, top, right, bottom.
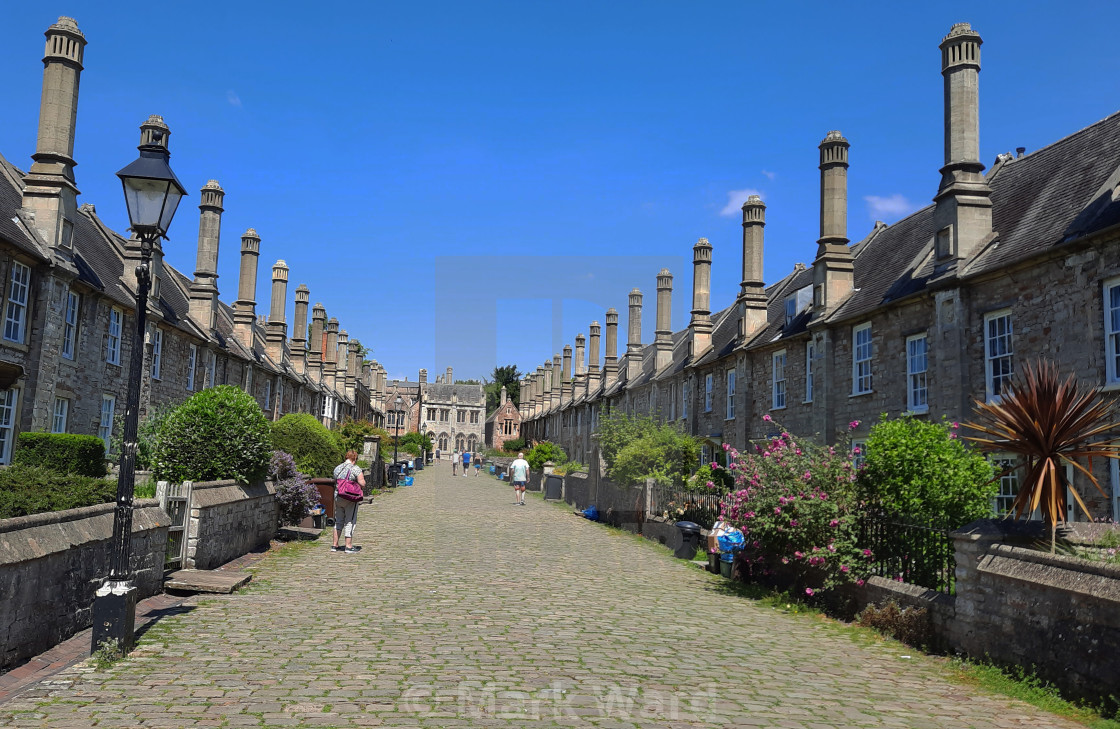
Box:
(966, 360, 1120, 552)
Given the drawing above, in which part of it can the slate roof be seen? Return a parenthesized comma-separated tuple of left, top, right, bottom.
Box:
(422, 382, 484, 403)
(0, 155, 50, 263)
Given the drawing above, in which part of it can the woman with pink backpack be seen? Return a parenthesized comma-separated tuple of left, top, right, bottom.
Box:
(332, 450, 366, 554)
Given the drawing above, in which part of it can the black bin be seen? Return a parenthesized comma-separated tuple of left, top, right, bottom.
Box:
(387, 463, 401, 487)
(414, 456, 424, 471)
(543, 474, 563, 500)
(674, 521, 702, 560)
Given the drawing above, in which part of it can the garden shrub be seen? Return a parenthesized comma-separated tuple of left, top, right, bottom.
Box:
(0, 464, 117, 519)
(151, 385, 271, 484)
(338, 418, 386, 455)
(610, 422, 699, 488)
(269, 450, 319, 526)
(111, 404, 176, 471)
(13, 432, 107, 477)
(597, 412, 658, 471)
(857, 415, 995, 529)
(856, 600, 931, 648)
(527, 441, 567, 470)
(398, 431, 432, 457)
(271, 413, 344, 478)
(501, 437, 525, 453)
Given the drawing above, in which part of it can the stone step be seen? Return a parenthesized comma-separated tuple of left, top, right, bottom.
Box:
(165, 569, 251, 594)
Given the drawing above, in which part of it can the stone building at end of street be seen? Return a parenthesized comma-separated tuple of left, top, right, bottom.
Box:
(384, 366, 486, 455)
(485, 385, 522, 451)
(0, 17, 393, 462)
(521, 21, 1120, 522)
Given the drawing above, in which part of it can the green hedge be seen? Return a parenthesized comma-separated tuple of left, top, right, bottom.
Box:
(13, 432, 107, 477)
(0, 464, 117, 519)
(271, 413, 343, 478)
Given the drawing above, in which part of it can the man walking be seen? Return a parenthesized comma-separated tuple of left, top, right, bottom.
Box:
(461, 449, 471, 476)
(452, 450, 458, 476)
(509, 451, 530, 506)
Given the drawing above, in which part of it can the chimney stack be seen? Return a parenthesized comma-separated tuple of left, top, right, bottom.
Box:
(187, 181, 225, 329)
(604, 308, 620, 386)
(551, 354, 562, 410)
(309, 303, 326, 382)
(739, 195, 768, 338)
(500, 385, 508, 407)
(626, 289, 644, 381)
(812, 131, 854, 316)
(22, 17, 86, 252)
(446, 366, 453, 384)
(588, 321, 601, 392)
(689, 238, 713, 356)
(933, 22, 992, 262)
(347, 338, 360, 396)
(419, 368, 428, 384)
(561, 345, 573, 404)
(233, 228, 261, 348)
(290, 285, 309, 375)
(265, 260, 289, 362)
(575, 333, 587, 398)
(326, 318, 339, 390)
(654, 269, 673, 371)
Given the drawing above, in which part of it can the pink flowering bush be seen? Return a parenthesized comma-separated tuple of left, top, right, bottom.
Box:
(720, 419, 870, 593)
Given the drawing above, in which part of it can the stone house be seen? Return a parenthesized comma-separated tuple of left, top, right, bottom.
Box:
(485, 385, 521, 451)
(0, 17, 384, 463)
(522, 22, 1120, 521)
(422, 367, 486, 454)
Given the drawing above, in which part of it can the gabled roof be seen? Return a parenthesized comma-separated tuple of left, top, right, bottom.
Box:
(0, 154, 51, 263)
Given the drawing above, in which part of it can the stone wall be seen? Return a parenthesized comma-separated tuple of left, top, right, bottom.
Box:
(0, 500, 168, 671)
(186, 480, 277, 569)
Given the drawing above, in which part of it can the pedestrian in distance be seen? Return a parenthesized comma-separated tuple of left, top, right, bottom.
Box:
(461, 449, 471, 476)
(452, 450, 458, 475)
(435, 447, 441, 462)
(509, 451, 530, 506)
(332, 450, 366, 553)
(474, 452, 482, 476)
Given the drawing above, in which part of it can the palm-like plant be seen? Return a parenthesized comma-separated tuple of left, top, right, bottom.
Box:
(966, 360, 1120, 552)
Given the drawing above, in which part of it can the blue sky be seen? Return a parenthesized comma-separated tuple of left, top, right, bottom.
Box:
(2, 2, 1118, 382)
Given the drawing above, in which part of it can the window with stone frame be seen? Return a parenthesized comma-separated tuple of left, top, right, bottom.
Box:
(51, 397, 68, 433)
(457, 409, 465, 423)
(470, 410, 479, 424)
(852, 323, 873, 395)
(772, 350, 787, 410)
(704, 373, 713, 412)
(206, 351, 217, 388)
(906, 334, 929, 413)
(0, 388, 18, 464)
(98, 395, 115, 455)
(150, 327, 163, 380)
(1105, 278, 1120, 385)
(984, 310, 1013, 401)
(804, 341, 815, 403)
(62, 290, 80, 360)
(991, 454, 1020, 516)
(726, 368, 736, 420)
(851, 439, 867, 469)
(106, 307, 122, 365)
(187, 344, 197, 391)
(264, 379, 272, 411)
(4, 261, 30, 343)
(682, 380, 689, 420)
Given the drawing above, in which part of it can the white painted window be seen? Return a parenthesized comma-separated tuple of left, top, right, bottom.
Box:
(772, 350, 787, 410)
(704, 373, 713, 412)
(0, 388, 18, 464)
(264, 379, 272, 410)
(682, 380, 689, 420)
(852, 323, 872, 395)
(851, 438, 867, 468)
(805, 341, 815, 403)
(726, 369, 736, 420)
(106, 307, 122, 365)
(4, 261, 30, 343)
(985, 310, 1014, 401)
(1105, 279, 1120, 384)
(187, 344, 197, 391)
(907, 334, 929, 413)
(784, 295, 797, 327)
(51, 397, 68, 433)
(98, 395, 115, 454)
(322, 394, 333, 419)
(991, 455, 1020, 516)
(62, 290, 79, 360)
(150, 327, 163, 380)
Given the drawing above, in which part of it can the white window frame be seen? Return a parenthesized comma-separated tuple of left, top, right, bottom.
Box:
(851, 438, 867, 468)
(99, 395, 115, 454)
(4, 261, 30, 343)
(852, 322, 873, 395)
(804, 341, 815, 403)
(264, 379, 272, 410)
(150, 327, 163, 380)
(1104, 278, 1120, 385)
(682, 380, 689, 420)
(772, 350, 787, 410)
(51, 397, 69, 433)
(704, 373, 713, 412)
(985, 309, 1014, 402)
(906, 333, 929, 413)
(991, 453, 1021, 517)
(106, 307, 122, 365)
(62, 290, 80, 360)
(0, 388, 19, 464)
(784, 295, 797, 327)
(187, 344, 197, 391)
(726, 369, 736, 420)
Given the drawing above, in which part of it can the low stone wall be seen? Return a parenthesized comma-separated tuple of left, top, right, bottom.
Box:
(561, 471, 590, 507)
(0, 500, 168, 671)
(187, 480, 277, 570)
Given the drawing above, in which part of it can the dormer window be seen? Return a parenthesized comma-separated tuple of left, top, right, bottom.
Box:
(936, 226, 953, 259)
(784, 285, 813, 327)
(784, 296, 797, 326)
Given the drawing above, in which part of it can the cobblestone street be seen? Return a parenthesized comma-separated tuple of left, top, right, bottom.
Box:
(0, 464, 1083, 728)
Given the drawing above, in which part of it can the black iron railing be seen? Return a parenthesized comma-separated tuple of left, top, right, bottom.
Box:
(649, 484, 724, 528)
(858, 509, 956, 594)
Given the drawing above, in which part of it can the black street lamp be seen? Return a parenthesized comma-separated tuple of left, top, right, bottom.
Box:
(91, 124, 186, 654)
(392, 395, 403, 484)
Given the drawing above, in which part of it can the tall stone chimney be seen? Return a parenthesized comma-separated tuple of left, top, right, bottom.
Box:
(347, 338, 360, 395)
(812, 131, 853, 316)
(626, 289, 644, 381)
(446, 366, 453, 384)
(291, 285, 309, 375)
(325, 318, 339, 390)
(739, 195, 768, 338)
(309, 303, 326, 383)
(933, 22, 992, 262)
(188, 180, 225, 330)
(604, 308, 620, 386)
(690, 238, 713, 356)
(419, 368, 428, 384)
(588, 321, 601, 392)
(561, 345, 573, 404)
(265, 260, 288, 362)
(233, 228, 261, 348)
(654, 268, 673, 371)
(500, 385, 508, 407)
(22, 17, 86, 252)
(574, 333, 587, 398)
(551, 354, 562, 410)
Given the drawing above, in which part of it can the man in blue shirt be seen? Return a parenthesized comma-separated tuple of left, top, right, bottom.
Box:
(461, 450, 471, 476)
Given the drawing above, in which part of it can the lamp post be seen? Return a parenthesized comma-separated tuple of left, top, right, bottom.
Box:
(393, 395, 402, 471)
(92, 124, 186, 654)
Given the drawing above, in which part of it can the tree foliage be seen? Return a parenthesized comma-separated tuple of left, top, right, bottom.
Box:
(596, 411, 700, 487)
(484, 364, 522, 414)
(527, 441, 567, 469)
(14, 432, 106, 477)
(271, 413, 344, 478)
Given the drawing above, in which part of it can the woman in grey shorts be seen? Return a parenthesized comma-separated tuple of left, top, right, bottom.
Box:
(332, 450, 365, 553)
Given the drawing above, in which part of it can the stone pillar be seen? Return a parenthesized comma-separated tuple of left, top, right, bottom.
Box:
(933, 22, 992, 262)
(604, 308, 619, 386)
(325, 318, 339, 391)
(689, 238, 713, 356)
(533, 366, 543, 416)
(812, 132, 854, 316)
(265, 260, 288, 363)
(347, 338, 360, 398)
(626, 289, 644, 381)
(500, 385, 508, 407)
(561, 345, 573, 405)
(739, 195, 768, 339)
(189, 180, 224, 331)
(419, 368, 428, 384)
(233, 228, 261, 348)
(551, 355, 562, 410)
(588, 321, 601, 392)
(575, 333, 587, 398)
(446, 366, 453, 384)
(654, 268, 673, 371)
(291, 285, 309, 375)
(309, 303, 325, 384)
(21, 17, 86, 252)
